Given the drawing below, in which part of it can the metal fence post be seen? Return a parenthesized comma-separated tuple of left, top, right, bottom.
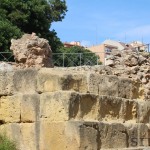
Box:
(97, 55, 99, 65)
(63, 53, 65, 67)
(79, 53, 82, 66)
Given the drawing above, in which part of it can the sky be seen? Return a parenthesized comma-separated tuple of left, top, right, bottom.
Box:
(51, 0, 150, 47)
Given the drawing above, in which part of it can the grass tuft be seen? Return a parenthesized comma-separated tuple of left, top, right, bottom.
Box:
(0, 133, 17, 150)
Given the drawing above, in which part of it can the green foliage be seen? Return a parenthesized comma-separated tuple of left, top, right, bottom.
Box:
(0, 19, 22, 50)
(0, 18, 22, 61)
(53, 46, 101, 67)
(0, 0, 67, 56)
(0, 133, 17, 150)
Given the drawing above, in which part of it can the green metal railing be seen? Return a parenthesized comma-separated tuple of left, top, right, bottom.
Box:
(0, 52, 14, 62)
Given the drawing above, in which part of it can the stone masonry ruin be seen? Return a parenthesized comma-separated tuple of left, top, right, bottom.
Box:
(0, 34, 149, 150)
(10, 33, 53, 68)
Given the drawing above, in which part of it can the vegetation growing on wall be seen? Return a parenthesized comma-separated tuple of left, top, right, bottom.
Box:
(0, 133, 17, 150)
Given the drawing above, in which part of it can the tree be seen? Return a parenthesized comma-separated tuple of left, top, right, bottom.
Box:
(0, 18, 22, 61)
(53, 46, 101, 67)
(0, 0, 67, 60)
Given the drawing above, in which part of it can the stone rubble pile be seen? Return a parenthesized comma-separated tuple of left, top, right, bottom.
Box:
(53, 49, 150, 100)
(10, 33, 53, 68)
(106, 49, 150, 100)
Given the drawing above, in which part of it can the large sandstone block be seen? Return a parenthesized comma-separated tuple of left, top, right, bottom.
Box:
(121, 99, 138, 123)
(13, 69, 38, 93)
(21, 94, 40, 122)
(0, 95, 21, 123)
(118, 78, 133, 99)
(0, 123, 38, 150)
(137, 101, 150, 123)
(0, 71, 14, 96)
(37, 68, 87, 93)
(97, 122, 127, 149)
(0, 69, 38, 95)
(39, 121, 81, 150)
(40, 91, 74, 121)
(88, 74, 119, 97)
(39, 121, 99, 150)
(125, 123, 150, 147)
(20, 123, 39, 150)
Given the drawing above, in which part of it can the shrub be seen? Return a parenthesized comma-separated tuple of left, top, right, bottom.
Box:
(0, 133, 17, 150)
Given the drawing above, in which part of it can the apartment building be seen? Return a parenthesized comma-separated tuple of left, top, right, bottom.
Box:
(88, 40, 148, 64)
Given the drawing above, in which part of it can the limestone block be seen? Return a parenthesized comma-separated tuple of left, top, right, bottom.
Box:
(39, 121, 97, 150)
(125, 123, 149, 147)
(77, 122, 98, 150)
(21, 94, 40, 122)
(121, 99, 138, 123)
(0, 123, 38, 150)
(88, 74, 119, 97)
(39, 121, 78, 150)
(118, 78, 133, 99)
(98, 122, 127, 149)
(13, 69, 38, 93)
(0, 95, 21, 123)
(20, 123, 38, 150)
(0, 123, 21, 150)
(132, 80, 145, 99)
(0, 71, 14, 95)
(37, 68, 87, 93)
(138, 101, 150, 123)
(98, 96, 122, 122)
(40, 91, 76, 121)
(75, 94, 99, 121)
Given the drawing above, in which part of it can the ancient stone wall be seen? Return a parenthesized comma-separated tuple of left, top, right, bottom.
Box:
(0, 68, 150, 150)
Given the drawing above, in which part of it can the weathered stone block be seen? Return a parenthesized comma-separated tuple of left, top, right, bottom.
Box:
(0, 95, 21, 123)
(121, 99, 138, 123)
(0, 123, 39, 150)
(13, 69, 38, 93)
(138, 101, 150, 123)
(20, 123, 38, 150)
(118, 78, 133, 99)
(98, 122, 127, 149)
(0, 71, 14, 95)
(40, 91, 77, 121)
(37, 68, 87, 93)
(88, 74, 119, 97)
(125, 123, 149, 148)
(21, 94, 40, 122)
(39, 121, 97, 150)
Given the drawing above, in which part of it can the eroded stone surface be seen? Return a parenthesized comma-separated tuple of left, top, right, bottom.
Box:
(0, 68, 149, 150)
(10, 33, 53, 68)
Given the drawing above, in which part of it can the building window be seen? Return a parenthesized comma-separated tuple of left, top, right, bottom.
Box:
(105, 48, 111, 53)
